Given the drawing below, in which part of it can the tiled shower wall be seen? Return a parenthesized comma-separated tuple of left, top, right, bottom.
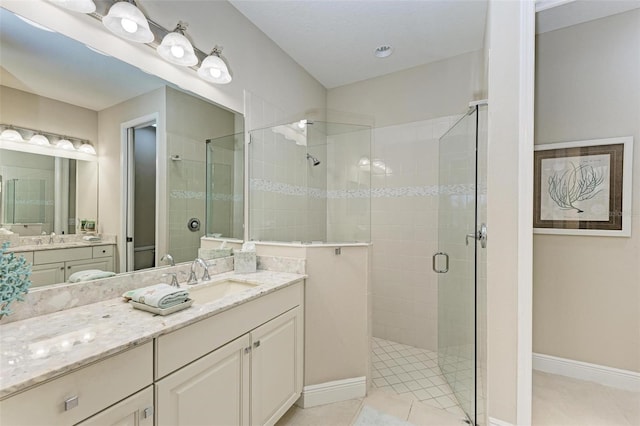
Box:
(371, 115, 462, 351)
(249, 127, 328, 242)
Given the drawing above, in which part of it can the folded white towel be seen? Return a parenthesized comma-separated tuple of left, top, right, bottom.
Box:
(122, 284, 189, 309)
(68, 269, 116, 283)
(83, 235, 101, 242)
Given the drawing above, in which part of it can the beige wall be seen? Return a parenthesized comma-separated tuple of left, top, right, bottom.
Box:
(0, 86, 98, 143)
(534, 10, 640, 372)
(327, 50, 483, 128)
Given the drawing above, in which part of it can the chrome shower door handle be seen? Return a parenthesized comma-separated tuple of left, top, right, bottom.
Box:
(465, 223, 487, 248)
(432, 252, 449, 273)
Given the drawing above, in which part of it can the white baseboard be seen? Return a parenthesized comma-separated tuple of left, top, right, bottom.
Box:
(533, 353, 640, 392)
(488, 418, 514, 426)
(297, 376, 367, 408)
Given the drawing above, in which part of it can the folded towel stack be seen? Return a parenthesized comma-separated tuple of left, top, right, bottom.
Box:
(68, 269, 116, 283)
(83, 235, 102, 242)
(122, 284, 189, 309)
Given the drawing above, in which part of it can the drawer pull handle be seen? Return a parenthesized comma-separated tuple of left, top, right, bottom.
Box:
(64, 395, 79, 411)
(143, 406, 154, 419)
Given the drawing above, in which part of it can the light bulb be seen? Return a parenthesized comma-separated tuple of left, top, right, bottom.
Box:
(209, 68, 222, 78)
(120, 17, 138, 34)
(171, 45, 185, 58)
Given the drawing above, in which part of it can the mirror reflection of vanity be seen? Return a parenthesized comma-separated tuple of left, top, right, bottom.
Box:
(0, 145, 98, 236)
(0, 7, 245, 288)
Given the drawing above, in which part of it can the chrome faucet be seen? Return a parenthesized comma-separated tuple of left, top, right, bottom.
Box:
(49, 232, 56, 244)
(187, 258, 210, 285)
(160, 254, 175, 266)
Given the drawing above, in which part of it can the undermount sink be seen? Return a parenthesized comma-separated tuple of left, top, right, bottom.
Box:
(188, 279, 258, 303)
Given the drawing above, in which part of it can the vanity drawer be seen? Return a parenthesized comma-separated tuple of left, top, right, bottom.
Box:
(92, 245, 114, 258)
(15, 252, 34, 265)
(33, 247, 93, 265)
(0, 342, 153, 426)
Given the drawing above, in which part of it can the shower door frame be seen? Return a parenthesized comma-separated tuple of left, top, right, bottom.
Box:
(434, 104, 484, 425)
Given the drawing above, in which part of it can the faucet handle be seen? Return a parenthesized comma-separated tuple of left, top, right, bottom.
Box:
(186, 270, 198, 285)
(201, 267, 210, 282)
(162, 273, 180, 288)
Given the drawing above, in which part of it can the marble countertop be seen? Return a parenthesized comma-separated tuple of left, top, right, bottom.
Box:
(0, 270, 305, 398)
(7, 241, 115, 253)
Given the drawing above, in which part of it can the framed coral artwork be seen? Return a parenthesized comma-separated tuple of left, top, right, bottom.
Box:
(534, 136, 633, 236)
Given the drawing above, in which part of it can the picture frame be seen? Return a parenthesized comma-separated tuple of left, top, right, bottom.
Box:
(533, 136, 633, 237)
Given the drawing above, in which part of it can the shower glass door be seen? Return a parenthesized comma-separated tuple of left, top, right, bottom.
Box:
(436, 107, 479, 424)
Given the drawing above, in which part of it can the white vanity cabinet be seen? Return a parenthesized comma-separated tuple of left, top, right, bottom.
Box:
(28, 244, 115, 287)
(0, 342, 153, 426)
(155, 281, 304, 426)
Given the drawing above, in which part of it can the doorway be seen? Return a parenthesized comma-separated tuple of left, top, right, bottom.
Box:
(122, 116, 158, 272)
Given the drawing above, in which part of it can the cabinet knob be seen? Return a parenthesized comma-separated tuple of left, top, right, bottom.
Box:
(67, 266, 71, 269)
(64, 395, 79, 411)
(253, 340, 261, 348)
(60, 267, 65, 271)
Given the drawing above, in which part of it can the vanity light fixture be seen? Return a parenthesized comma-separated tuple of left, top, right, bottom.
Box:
(102, 0, 154, 44)
(157, 22, 198, 66)
(56, 139, 76, 151)
(197, 46, 232, 84)
(78, 143, 97, 154)
(48, 0, 96, 14)
(29, 134, 51, 146)
(0, 129, 24, 142)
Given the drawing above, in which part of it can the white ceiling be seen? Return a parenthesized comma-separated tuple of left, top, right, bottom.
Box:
(228, 0, 488, 89)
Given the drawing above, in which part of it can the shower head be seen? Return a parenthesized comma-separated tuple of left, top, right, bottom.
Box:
(306, 153, 321, 166)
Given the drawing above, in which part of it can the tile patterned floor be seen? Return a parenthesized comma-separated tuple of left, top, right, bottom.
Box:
(371, 337, 466, 418)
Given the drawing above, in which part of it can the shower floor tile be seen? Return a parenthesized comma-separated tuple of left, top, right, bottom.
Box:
(371, 337, 466, 418)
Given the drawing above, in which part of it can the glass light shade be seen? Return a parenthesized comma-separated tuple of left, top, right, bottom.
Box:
(56, 139, 75, 150)
(30, 134, 51, 146)
(157, 32, 198, 66)
(78, 143, 97, 154)
(102, 2, 154, 43)
(48, 0, 96, 13)
(1, 129, 24, 141)
(197, 54, 232, 84)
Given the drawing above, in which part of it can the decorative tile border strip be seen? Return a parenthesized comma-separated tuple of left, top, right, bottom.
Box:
(170, 190, 205, 200)
(170, 190, 242, 201)
(250, 178, 479, 199)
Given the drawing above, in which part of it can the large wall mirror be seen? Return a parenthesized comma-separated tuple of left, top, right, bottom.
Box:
(0, 7, 244, 285)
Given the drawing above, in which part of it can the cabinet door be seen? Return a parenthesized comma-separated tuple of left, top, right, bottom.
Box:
(77, 386, 154, 426)
(156, 334, 250, 426)
(250, 307, 303, 426)
(65, 257, 114, 280)
(31, 262, 65, 287)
